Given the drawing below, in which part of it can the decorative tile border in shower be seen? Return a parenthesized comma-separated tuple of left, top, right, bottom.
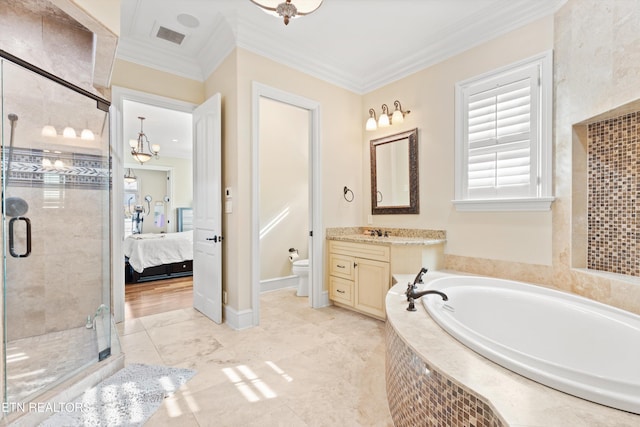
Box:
(3, 147, 109, 190)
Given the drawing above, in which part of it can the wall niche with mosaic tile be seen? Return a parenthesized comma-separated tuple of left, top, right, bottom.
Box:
(572, 103, 640, 277)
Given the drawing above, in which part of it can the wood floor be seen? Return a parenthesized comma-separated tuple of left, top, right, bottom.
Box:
(124, 277, 193, 320)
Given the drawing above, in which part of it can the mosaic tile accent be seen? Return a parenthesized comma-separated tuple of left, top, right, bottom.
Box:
(385, 322, 506, 427)
(3, 147, 110, 190)
(587, 112, 639, 276)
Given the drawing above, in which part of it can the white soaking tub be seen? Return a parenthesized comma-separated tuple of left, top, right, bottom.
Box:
(420, 275, 640, 414)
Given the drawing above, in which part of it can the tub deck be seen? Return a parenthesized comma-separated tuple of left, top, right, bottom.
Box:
(386, 271, 640, 426)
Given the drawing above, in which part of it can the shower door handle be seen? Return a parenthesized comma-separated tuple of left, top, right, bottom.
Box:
(9, 217, 31, 258)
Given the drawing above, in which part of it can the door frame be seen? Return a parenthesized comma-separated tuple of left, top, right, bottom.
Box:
(251, 82, 327, 327)
(110, 86, 195, 323)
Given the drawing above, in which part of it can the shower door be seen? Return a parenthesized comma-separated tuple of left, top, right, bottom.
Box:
(1, 54, 112, 404)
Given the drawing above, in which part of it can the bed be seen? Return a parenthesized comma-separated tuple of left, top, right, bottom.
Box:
(124, 230, 194, 283)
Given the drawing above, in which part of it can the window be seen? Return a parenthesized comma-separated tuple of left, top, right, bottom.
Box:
(454, 51, 554, 211)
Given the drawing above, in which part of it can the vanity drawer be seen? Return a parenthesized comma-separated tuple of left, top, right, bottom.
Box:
(329, 276, 354, 305)
(329, 254, 355, 279)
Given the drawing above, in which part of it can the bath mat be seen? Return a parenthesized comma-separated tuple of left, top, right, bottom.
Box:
(39, 363, 196, 427)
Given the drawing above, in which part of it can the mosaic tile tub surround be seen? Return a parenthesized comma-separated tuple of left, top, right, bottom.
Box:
(385, 275, 640, 426)
(386, 322, 505, 427)
(587, 111, 639, 277)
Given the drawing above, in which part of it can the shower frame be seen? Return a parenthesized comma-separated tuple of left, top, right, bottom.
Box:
(0, 49, 113, 407)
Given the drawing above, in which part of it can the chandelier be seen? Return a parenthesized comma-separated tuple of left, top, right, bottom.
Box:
(250, 0, 323, 25)
(129, 116, 160, 164)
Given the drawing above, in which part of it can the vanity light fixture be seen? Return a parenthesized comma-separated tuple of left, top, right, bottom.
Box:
(378, 104, 390, 128)
(80, 128, 95, 141)
(365, 100, 411, 131)
(41, 125, 96, 140)
(41, 125, 57, 137)
(391, 100, 409, 124)
(62, 126, 77, 138)
(130, 116, 160, 164)
(365, 109, 378, 131)
(250, 0, 323, 25)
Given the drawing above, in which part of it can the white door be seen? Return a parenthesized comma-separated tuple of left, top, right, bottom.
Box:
(192, 93, 222, 323)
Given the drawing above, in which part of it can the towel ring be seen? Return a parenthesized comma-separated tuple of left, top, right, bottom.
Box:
(377, 191, 383, 203)
(343, 186, 354, 202)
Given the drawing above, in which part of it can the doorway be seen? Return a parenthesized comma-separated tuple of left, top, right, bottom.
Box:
(251, 82, 326, 327)
(111, 87, 196, 323)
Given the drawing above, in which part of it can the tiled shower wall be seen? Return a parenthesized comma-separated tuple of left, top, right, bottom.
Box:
(587, 112, 639, 276)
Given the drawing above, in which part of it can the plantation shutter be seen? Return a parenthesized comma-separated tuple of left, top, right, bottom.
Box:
(464, 66, 540, 199)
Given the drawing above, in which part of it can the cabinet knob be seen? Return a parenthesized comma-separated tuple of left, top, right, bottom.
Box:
(354, 262, 358, 268)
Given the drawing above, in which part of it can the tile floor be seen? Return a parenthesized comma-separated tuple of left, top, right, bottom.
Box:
(6, 326, 98, 402)
(117, 288, 394, 426)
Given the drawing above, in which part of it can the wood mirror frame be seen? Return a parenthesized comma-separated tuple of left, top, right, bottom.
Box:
(370, 128, 419, 215)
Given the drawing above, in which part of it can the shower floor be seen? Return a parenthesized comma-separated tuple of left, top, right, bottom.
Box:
(5, 326, 98, 402)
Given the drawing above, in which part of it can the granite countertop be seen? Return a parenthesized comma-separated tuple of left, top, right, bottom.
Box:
(326, 227, 446, 246)
(386, 272, 640, 427)
(327, 234, 446, 246)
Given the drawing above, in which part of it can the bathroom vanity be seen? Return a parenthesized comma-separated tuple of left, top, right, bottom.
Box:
(326, 227, 445, 320)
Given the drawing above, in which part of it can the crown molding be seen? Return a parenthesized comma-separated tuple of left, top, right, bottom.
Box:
(198, 14, 237, 81)
(116, 37, 205, 81)
(360, 0, 565, 93)
(116, 0, 566, 94)
(234, 14, 363, 93)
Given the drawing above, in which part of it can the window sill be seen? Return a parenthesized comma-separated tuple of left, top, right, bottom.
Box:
(452, 197, 555, 212)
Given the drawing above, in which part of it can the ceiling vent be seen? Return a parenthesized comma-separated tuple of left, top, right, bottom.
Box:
(156, 26, 186, 45)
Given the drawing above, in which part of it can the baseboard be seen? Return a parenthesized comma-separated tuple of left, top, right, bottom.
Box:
(318, 290, 330, 307)
(224, 305, 254, 330)
(260, 275, 298, 293)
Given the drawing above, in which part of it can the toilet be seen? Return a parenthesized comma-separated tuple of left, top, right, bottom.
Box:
(291, 259, 310, 297)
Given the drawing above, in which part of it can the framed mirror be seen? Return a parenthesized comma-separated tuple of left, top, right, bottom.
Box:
(370, 128, 419, 214)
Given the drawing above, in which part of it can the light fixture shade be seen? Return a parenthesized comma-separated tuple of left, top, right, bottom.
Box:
(378, 114, 390, 127)
(366, 117, 377, 131)
(80, 129, 95, 140)
(41, 125, 57, 137)
(63, 127, 77, 138)
(130, 116, 159, 164)
(392, 109, 404, 124)
(250, 0, 323, 25)
(132, 152, 152, 163)
(124, 168, 137, 183)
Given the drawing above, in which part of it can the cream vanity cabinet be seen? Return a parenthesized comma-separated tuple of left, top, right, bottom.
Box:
(328, 240, 390, 320)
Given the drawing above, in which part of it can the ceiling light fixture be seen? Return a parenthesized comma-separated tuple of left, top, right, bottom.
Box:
(365, 100, 411, 131)
(250, 0, 323, 25)
(130, 116, 160, 164)
(124, 168, 137, 183)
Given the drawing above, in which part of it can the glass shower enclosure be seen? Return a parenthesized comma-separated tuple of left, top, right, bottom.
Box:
(0, 51, 111, 405)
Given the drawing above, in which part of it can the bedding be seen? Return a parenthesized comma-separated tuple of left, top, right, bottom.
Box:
(124, 230, 193, 273)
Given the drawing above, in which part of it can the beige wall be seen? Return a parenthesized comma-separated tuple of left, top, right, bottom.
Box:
(360, 1, 640, 315)
(204, 48, 363, 311)
(69, 0, 120, 36)
(112, 59, 205, 105)
(204, 51, 240, 309)
(363, 16, 555, 266)
(259, 98, 309, 281)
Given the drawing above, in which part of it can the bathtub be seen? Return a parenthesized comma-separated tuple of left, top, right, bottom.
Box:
(420, 275, 640, 415)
